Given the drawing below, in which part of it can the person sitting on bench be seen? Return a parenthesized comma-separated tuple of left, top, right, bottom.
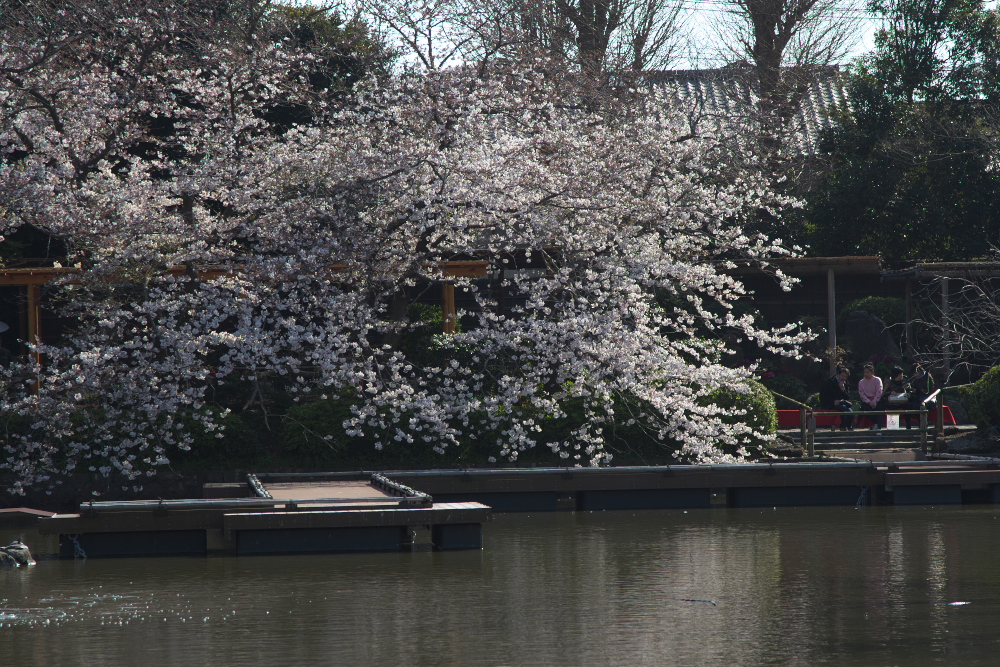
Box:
(884, 367, 912, 428)
(820, 366, 854, 431)
(904, 364, 935, 428)
(858, 363, 884, 430)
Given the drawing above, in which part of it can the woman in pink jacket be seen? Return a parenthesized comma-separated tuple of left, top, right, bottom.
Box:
(857, 364, 884, 430)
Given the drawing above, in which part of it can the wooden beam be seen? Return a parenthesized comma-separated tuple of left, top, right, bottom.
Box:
(0, 268, 75, 286)
(439, 261, 489, 278)
(827, 268, 837, 375)
(442, 283, 456, 334)
(941, 277, 950, 378)
(0, 262, 491, 286)
(905, 278, 913, 361)
(0, 262, 488, 341)
(26, 283, 41, 365)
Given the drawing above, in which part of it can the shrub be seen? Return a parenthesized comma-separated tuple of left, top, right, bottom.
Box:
(960, 366, 1000, 431)
(837, 296, 907, 333)
(278, 386, 781, 468)
(701, 379, 777, 453)
(163, 411, 270, 470)
(526, 394, 666, 465)
(867, 352, 899, 381)
(281, 394, 367, 465)
(280, 394, 532, 469)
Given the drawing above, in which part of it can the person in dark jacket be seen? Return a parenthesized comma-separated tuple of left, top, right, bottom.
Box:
(884, 367, 910, 427)
(904, 364, 935, 429)
(820, 366, 854, 430)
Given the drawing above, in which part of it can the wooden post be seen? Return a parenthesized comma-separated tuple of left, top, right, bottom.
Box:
(920, 410, 928, 454)
(904, 278, 913, 361)
(496, 265, 505, 318)
(442, 283, 456, 334)
(807, 409, 816, 457)
(17, 294, 28, 359)
(799, 406, 807, 453)
(26, 283, 42, 366)
(937, 394, 945, 438)
(941, 277, 950, 379)
(827, 268, 837, 376)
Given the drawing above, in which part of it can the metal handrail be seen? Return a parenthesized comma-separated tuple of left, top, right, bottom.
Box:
(810, 408, 928, 416)
(769, 390, 810, 409)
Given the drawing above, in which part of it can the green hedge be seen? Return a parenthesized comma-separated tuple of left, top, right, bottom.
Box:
(961, 366, 1000, 431)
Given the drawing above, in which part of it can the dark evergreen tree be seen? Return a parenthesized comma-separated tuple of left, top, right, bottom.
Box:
(804, 0, 1000, 262)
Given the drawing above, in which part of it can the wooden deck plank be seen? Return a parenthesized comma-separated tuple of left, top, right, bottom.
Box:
(264, 481, 393, 501)
(886, 470, 1000, 486)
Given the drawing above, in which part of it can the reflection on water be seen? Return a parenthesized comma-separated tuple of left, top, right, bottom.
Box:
(3, 506, 1000, 666)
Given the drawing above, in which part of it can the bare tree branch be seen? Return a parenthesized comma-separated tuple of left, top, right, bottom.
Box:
(359, 0, 689, 71)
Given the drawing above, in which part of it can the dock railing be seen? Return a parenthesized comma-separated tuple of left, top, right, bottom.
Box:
(769, 389, 945, 456)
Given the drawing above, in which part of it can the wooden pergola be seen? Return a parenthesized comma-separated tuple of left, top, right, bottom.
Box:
(727, 256, 884, 374)
(0, 267, 76, 364)
(0, 261, 492, 360)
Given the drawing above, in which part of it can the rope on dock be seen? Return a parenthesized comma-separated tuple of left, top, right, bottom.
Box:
(370, 473, 433, 506)
(67, 534, 87, 560)
(246, 474, 272, 499)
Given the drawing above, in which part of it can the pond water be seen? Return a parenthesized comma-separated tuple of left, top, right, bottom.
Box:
(3, 505, 1000, 666)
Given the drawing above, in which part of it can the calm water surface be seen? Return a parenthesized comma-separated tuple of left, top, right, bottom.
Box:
(3, 505, 1000, 666)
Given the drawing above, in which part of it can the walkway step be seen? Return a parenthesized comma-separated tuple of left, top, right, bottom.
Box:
(780, 428, 933, 451)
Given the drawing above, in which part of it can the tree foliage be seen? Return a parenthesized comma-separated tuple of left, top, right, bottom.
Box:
(804, 0, 1000, 262)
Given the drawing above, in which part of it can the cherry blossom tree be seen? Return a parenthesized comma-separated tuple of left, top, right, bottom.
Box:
(0, 3, 806, 494)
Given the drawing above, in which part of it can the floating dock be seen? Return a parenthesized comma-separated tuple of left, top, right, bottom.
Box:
(37, 473, 490, 558)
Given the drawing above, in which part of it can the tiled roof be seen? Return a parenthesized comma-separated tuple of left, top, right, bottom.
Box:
(643, 63, 850, 154)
